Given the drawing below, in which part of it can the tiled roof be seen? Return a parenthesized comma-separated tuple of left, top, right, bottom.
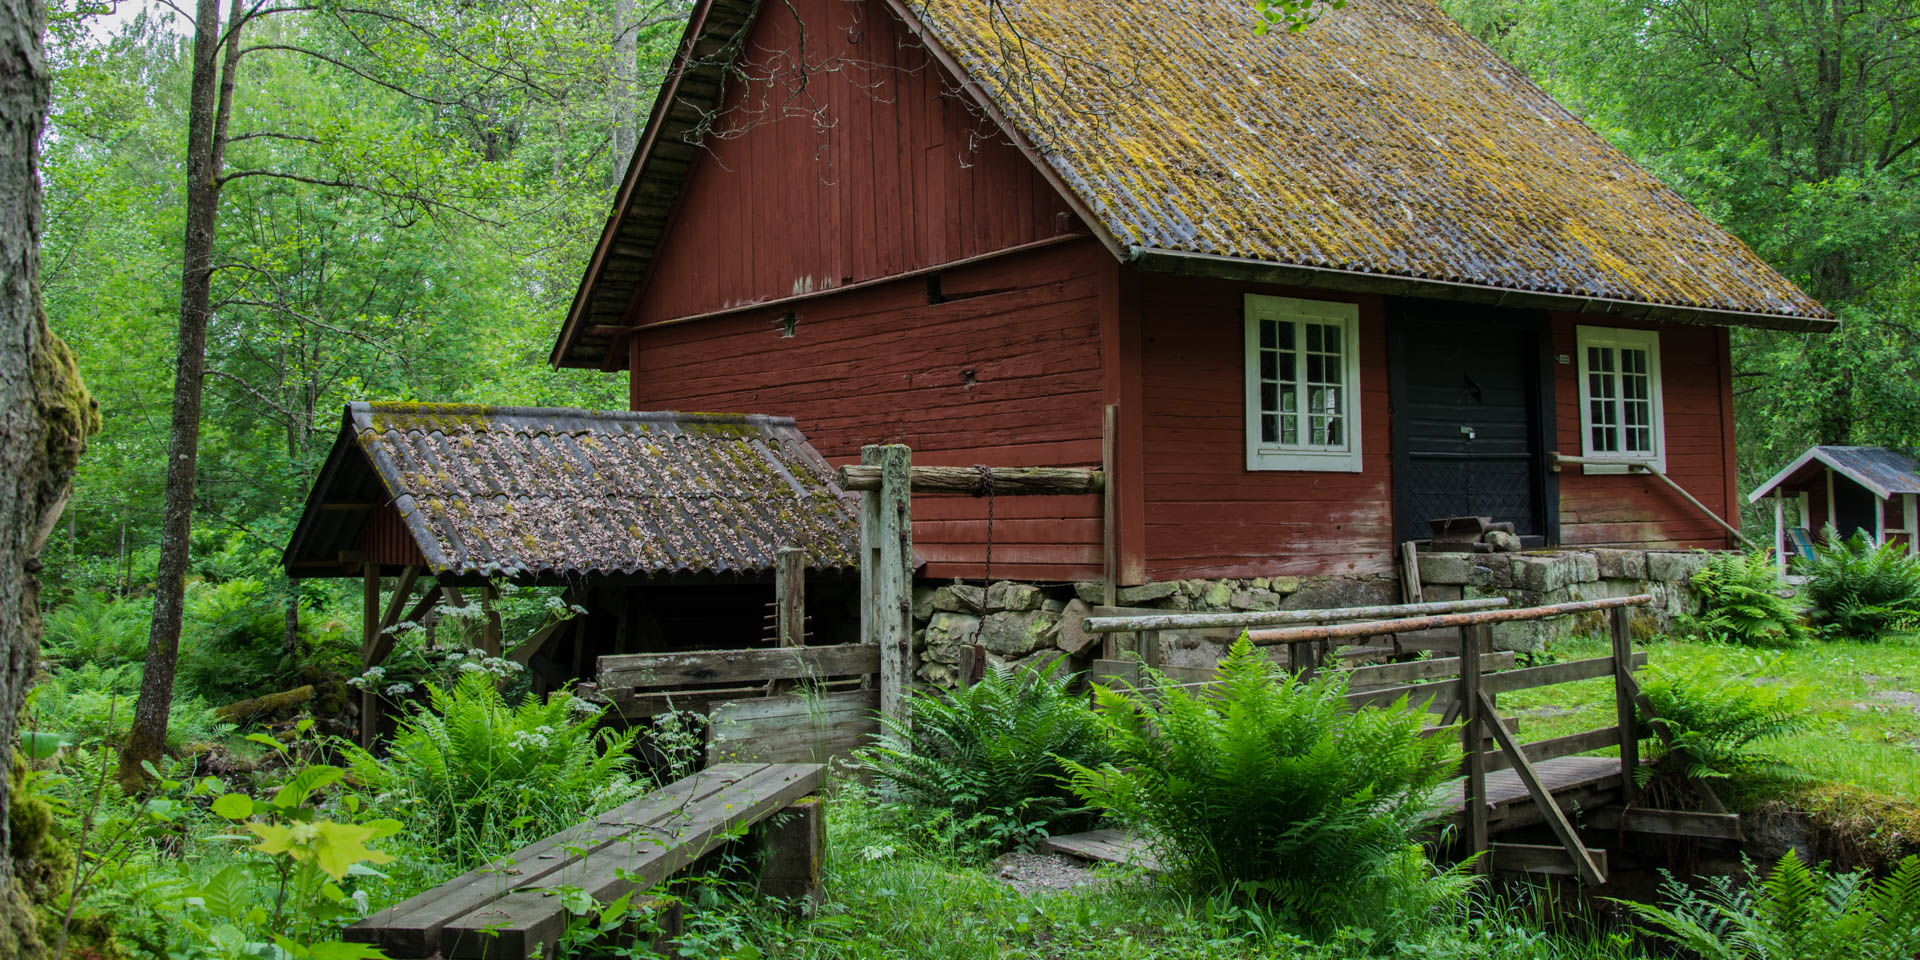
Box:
(1750, 446, 1920, 503)
(900, 0, 1828, 326)
(285, 403, 862, 579)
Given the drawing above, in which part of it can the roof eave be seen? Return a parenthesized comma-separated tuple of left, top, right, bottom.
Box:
(1127, 247, 1838, 334)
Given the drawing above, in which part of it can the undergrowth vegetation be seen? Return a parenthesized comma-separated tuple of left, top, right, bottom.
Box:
(1622, 853, 1920, 960)
(1635, 663, 1812, 806)
(1064, 638, 1464, 937)
(859, 659, 1114, 857)
(1800, 527, 1920, 641)
(1684, 551, 1809, 646)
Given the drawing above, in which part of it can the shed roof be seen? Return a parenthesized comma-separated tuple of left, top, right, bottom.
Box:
(282, 403, 863, 581)
(551, 0, 1830, 368)
(1748, 446, 1920, 503)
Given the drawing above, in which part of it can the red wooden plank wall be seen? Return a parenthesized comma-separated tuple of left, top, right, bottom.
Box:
(358, 503, 427, 568)
(630, 240, 1111, 582)
(627, 0, 1074, 326)
(1553, 315, 1737, 549)
(1135, 274, 1396, 580)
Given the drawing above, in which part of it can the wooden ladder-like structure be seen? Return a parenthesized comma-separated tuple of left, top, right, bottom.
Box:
(1048, 596, 1738, 884)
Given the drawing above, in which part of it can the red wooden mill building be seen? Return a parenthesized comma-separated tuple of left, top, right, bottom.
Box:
(550, 0, 1829, 592)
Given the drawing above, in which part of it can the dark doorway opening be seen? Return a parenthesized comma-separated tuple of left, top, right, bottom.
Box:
(1388, 304, 1558, 546)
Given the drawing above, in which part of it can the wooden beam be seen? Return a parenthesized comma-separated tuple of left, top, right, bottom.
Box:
(1620, 671, 1729, 814)
(366, 586, 442, 670)
(836, 464, 1102, 496)
(1551, 454, 1756, 548)
(1908, 493, 1917, 558)
(1249, 595, 1651, 646)
(598, 644, 881, 690)
(361, 562, 381, 752)
(1460, 624, 1489, 872)
(1349, 652, 1648, 709)
(1478, 690, 1607, 886)
(859, 445, 914, 728)
(1398, 541, 1423, 604)
(1586, 807, 1742, 841)
(479, 583, 502, 657)
(320, 502, 378, 511)
(380, 564, 422, 631)
(507, 617, 571, 666)
(1611, 606, 1640, 806)
(775, 547, 806, 649)
(1085, 597, 1509, 634)
(1491, 842, 1610, 878)
(1102, 404, 1118, 607)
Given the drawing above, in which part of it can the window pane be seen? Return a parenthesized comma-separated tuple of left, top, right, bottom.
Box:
(1262, 414, 1278, 444)
(1261, 382, 1278, 412)
(1306, 354, 1323, 383)
(1277, 323, 1294, 350)
(1260, 350, 1278, 382)
(1282, 407, 1298, 444)
(1326, 417, 1343, 446)
(1306, 324, 1321, 351)
(1260, 321, 1276, 350)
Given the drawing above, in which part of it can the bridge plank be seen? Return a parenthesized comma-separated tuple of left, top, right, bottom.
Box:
(344, 764, 766, 956)
(438, 763, 826, 959)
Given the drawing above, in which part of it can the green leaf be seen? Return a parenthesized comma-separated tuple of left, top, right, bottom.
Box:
(211, 793, 255, 821)
(20, 730, 68, 759)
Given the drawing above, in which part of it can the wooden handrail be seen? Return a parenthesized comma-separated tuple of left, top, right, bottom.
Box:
(1550, 453, 1756, 549)
(1082, 597, 1509, 634)
(1247, 594, 1653, 646)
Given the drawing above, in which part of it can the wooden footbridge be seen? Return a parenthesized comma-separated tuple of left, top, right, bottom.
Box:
(1040, 593, 1737, 885)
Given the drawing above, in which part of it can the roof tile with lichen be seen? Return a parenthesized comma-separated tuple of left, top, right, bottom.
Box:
(902, 0, 1828, 323)
(288, 402, 861, 579)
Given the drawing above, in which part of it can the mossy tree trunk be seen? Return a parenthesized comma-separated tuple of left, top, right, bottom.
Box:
(2, 0, 97, 951)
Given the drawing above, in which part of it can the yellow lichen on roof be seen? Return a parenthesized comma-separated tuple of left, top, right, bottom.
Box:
(908, 0, 1827, 321)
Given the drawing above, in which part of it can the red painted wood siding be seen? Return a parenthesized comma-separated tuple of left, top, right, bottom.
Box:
(627, 0, 1074, 326)
(630, 240, 1111, 581)
(1135, 273, 1395, 580)
(1554, 315, 1738, 549)
(358, 503, 426, 568)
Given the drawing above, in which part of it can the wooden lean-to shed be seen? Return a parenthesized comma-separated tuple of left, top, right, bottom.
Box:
(282, 402, 867, 747)
(1749, 446, 1920, 569)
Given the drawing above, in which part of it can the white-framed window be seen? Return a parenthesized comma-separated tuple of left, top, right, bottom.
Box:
(1575, 326, 1664, 474)
(1244, 295, 1363, 472)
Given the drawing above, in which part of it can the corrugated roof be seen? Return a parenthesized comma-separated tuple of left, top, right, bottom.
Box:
(1750, 446, 1920, 503)
(895, 0, 1828, 327)
(284, 403, 862, 579)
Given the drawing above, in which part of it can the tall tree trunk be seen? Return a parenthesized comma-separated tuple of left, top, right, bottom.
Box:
(2, 0, 97, 949)
(118, 0, 246, 790)
(609, 0, 638, 186)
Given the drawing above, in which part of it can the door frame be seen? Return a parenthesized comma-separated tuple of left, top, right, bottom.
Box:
(1386, 300, 1560, 546)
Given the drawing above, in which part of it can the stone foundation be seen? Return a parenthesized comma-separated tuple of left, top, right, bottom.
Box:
(911, 547, 1721, 684)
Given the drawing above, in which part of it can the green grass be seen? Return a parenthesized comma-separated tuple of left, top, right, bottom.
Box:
(1501, 635, 1920, 801)
(646, 785, 1641, 960)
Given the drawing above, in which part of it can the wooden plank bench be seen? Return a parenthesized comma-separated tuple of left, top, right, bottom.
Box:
(346, 762, 826, 959)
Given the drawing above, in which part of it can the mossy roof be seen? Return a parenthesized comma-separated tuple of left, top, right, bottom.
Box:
(284, 403, 861, 579)
(900, 0, 1826, 325)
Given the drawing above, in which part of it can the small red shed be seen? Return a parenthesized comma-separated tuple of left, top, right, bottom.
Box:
(550, 0, 1833, 590)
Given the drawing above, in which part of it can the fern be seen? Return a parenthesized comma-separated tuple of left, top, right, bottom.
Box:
(856, 658, 1114, 858)
(1061, 637, 1462, 935)
(1622, 853, 1920, 960)
(343, 672, 641, 866)
(1683, 551, 1810, 646)
(1799, 526, 1920, 641)
(1636, 663, 1810, 806)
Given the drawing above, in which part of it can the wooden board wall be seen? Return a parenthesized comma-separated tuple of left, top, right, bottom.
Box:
(1134, 274, 1395, 580)
(626, 0, 1075, 327)
(631, 240, 1111, 582)
(1552, 315, 1738, 549)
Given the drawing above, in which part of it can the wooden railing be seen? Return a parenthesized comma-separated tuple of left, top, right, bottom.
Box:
(1085, 593, 1671, 885)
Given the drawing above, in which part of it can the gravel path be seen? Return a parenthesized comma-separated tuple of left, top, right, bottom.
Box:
(992, 851, 1109, 895)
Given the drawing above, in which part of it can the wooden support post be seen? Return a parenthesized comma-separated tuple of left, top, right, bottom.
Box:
(1398, 541, 1423, 604)
(1478, 690, 1607, 886)
(360, 562, 381, 751)
(861, 444, 914, 728)
(1141, 629, 1162, 672)
(1102, 404, 1119, 607)
(770, 547, 806, 696)
(1827, 467, 1838, 535)
(1907, 493, 1918, 558)
(1611, 605, 1640, 807)
(1460, 623, 1489, 871)
(381, 564, 422, 631)
(1774, 490, 1787, 574)
(1876, 494, 1888, 546)
(479, 583, 502, 657)
(755, 796, 826, 906)
(775, 547, 806, 649)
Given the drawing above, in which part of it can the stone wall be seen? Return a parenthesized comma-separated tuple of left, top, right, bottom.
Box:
(911, 547, 1724, 684)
